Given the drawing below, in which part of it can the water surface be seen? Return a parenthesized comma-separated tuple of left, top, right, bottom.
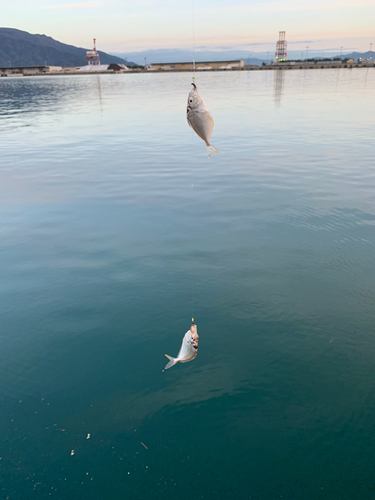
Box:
(1, 69, 375, 499)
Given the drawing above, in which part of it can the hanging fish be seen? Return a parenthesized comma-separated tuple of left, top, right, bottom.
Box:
(187, 83, 219, 158)
(165, 320, 199, 370)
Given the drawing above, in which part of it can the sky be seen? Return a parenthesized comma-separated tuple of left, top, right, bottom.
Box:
(1, 0, 374, 57)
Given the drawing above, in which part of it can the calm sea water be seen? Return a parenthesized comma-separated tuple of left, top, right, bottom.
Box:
(1, 69, 375, 499)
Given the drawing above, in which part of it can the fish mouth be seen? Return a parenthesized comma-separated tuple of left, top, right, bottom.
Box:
(191, 83, 197, 89)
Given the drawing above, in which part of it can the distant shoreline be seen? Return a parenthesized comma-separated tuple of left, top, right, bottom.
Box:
(1, 62, 374, 78)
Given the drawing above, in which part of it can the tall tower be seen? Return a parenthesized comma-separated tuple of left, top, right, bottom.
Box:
(86, 38, 100, 66)
(275, 31, 287, 63)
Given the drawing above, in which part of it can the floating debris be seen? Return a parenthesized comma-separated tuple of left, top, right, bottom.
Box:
(86, 433, 91, 440)
(140, 442, 148, 450)
(70, 450, 75, 456)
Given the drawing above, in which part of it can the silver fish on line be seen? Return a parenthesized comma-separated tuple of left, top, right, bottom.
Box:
(165, 320, 199, 370)
(187, 83, 219, 158)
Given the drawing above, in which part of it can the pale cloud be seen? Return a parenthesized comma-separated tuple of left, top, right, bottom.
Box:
(46, 1, 101, 9)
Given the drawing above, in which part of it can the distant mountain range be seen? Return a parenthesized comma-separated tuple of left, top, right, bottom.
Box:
(112, 48, 374, 66)
(1, 29, 372, 69)
(113, 48, 254, 66)
(0, 28, 136, 68)
(340, 51, 374, 61)
(113, 48, 271, 66)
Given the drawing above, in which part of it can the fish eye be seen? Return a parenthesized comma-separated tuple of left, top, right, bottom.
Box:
(189, 99, 193, 103)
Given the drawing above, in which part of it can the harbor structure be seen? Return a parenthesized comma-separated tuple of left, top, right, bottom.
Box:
(275, 31, 287, 62)
(0, 65, 62, 76)
(76, 63, 130, 73)
(147, 60, 244, 71)
(86, 38, 100, 66)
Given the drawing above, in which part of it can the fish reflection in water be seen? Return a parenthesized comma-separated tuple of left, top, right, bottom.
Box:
(164, 320, 199, 370)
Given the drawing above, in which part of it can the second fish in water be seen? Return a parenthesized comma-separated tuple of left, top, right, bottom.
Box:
(187, 83, 219, 158)
(165, 320, 199, 369)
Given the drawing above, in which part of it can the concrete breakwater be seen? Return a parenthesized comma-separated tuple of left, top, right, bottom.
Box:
(144, 62, 375, 72)
(1, 62, 374, 78)
(64, 62, 375, 74)
(246, 62, 375, 71)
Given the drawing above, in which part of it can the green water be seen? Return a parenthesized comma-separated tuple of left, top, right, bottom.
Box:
(1, 70, 375, 499)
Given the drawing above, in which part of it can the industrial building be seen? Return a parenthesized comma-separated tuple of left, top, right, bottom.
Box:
(147, 60, 244, 71)
(75, 38, 130, 72)
(0, 66, 62, 76)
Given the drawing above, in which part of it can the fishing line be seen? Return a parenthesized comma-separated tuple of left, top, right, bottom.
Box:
(192, 0, 196, 81)
(190, 0, 196, 322)
(190, 137, 195, 322)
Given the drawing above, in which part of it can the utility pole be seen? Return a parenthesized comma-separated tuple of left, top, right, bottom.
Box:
(340, 46, 343, 60)
(306, 46, 309, 61)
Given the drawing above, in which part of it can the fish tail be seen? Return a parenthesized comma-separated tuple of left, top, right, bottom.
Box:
(164, 354, 179, 370)
(206, 145, 219, 158)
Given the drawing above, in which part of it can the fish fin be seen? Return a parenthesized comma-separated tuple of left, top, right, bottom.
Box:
(164, 354, 179, 370)
(206, 145, 219, 158)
